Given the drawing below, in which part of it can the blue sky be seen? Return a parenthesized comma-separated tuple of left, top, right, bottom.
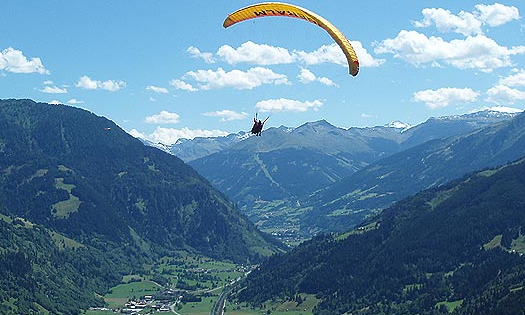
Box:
(2, 1, 525, 144)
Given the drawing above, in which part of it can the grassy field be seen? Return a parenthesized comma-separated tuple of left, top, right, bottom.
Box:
(435, 299, 464, 312)
(95, 252, 250, 313)
(103, 280, 162, 309)
(223, 295, 318, 315)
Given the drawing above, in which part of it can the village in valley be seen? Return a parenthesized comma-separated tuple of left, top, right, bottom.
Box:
(86, 253, 252, 315)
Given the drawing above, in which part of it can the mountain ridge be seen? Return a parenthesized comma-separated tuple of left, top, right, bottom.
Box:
(235, 155, 525, 315)
(171, 109, 520, 239)
(305, 110, 525, 233)
(0, 99, 282, 262)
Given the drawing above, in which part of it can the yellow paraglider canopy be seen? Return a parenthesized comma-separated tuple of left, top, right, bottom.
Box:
(223, 2, 359, 76)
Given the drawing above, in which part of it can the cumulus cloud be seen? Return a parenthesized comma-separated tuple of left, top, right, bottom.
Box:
(203, 110, 248, 122)
(128, 129, 146, 139)
(375, 31, 525, 72)
(218, 41, 296, 65)
(188, 46, 215, 64)
(183, 67, 289, 90)
(213, 41, 383, 69)
(131, 127, 229, 145)
(413, 87, 479, 109)
(169, 79, 198, 92)
(146, 85, 169, 94)
(0, 47, 49, 74)
(255, 98, 323, 113)
(499, 69, 525, 87)
(145, 110, 180, 124)
(295, 44, 347, 66)
(414, 3, 520, 35)
(486, 85, 525, 105)
(414, 8, 482, 36)
(350, 41, 385, 68)
(475, 3, 520, 27)
(75, 75, 126, 91)
(297, 68, 338, 86)
(40, 86, 68, 94)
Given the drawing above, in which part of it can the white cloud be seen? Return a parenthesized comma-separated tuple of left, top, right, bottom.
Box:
(297, 68, 338, 87)
(350, 41, 385, 68)
(486, 85, 525, 105)
(297, 68, 316, 83)
(133, 127, 229, 145)
(375, 31, 525, 72)
(216, 41, 383, 70)
(414, 4, 520, 35)
(295, 44, 347, 66)
(255, 98, 323, 113)
(75, 75, 126, 91)
(129, 129, 146, 139)
(49, 100, 62, 105)
(184, 67, 289, 90)
(145, 110, 180, 124)
(66, 99, 84, 105)
(294, 42, 384, 69)
(475, 3, 520, 27)
(188, 46, 215, 64)
(499, 69, 525, 87)
(217, 41, 296, 65)
(414, 8, 482, 36)
(203, 110, 248, 122)
(146, 85, 169, 94)
(361, 113, 375, 118)
(169, 79, 198, 92)
(40, 86, 68, 94)
(0, 47, 49, 74)
(413, 87, 479, 109)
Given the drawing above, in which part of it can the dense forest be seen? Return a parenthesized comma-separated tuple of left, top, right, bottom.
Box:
(0, 99, 281, 263)
(235, 157, 525, 314)
(0, 212, 124, 314)
(0, 99, 283, 314)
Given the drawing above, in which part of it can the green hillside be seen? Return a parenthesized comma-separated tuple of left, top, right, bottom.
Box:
(235, 156, 525, 315)
(0, 99, 284, 313)
(0, 99, 281, 263)
(0, 213, 120, 314)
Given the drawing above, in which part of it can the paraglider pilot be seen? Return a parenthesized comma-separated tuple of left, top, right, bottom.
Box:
(251, 118, 263, 136)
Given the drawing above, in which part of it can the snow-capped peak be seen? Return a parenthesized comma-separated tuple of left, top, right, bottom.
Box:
(484, 106, 523, 114)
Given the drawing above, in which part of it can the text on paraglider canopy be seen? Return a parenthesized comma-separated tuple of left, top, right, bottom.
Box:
(252, 10, 320, 25)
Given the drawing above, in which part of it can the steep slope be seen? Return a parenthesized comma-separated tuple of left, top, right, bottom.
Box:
(307, 111, 525, 233)
(0, 99, 282, 263)
(236, 156, 525, 315)
(0, 212, 120, 314)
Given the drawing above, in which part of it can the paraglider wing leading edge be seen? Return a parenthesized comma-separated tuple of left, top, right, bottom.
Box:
(223, 2, 359, 76)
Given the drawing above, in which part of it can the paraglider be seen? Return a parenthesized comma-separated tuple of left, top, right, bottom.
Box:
(251, 114, 269, 136)
(223, 2, 360, 76)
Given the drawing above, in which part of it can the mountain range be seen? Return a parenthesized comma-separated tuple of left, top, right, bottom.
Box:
(235, 154, 525, 315)
(306, 110, 525, 234)
(162, 109, 520, 239)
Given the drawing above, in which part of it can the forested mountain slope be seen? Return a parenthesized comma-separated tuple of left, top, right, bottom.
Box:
(0, 99, 282, 262)
(0, 98, 284, 313)
(236, 155, 525, 315)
